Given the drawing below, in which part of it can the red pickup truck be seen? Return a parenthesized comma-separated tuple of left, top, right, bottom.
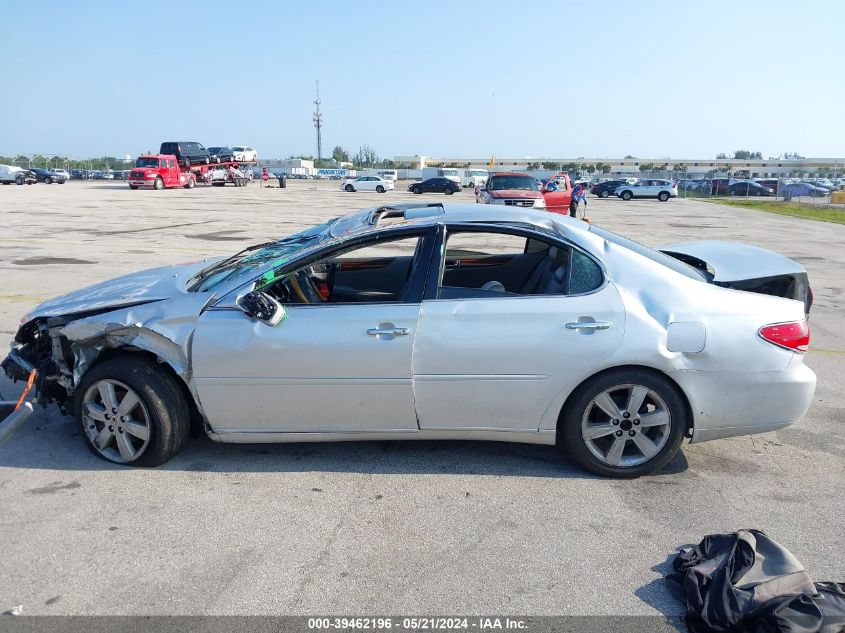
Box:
(128, 154, 197, 190)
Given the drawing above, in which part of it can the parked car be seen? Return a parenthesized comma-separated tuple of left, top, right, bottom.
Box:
(756, 179, 782, 193)
(615, 179, 677, 201)
(127, 155, 196, 190)
(341, 175, 393, 193)
(51, 168, 71, 181)
(0, 164, 36, 185)
(799, 181, 831, 193)
(728, 181, 774, 196)
(591, 179, 628, 198)
(709, 178, 732, 195)
(781, 182, 829, 197)
(231, 146, 258, 162)
(207, 147, 235, 163)
(476, 172, 546, 208)
(2, 204, 815, 477)
(160, 142, 210, 167)
(408, 177, 459, 195)
(30, 168, 67, 184)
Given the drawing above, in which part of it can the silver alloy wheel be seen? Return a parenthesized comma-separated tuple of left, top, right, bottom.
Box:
(82, 379, 151, 464)
(581, 383, 671, 467)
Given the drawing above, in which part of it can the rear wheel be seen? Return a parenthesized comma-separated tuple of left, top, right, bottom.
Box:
(444, 187, 454, 195)
(184, 177, 195, 189)
(154, 177, 163, 190)
(412, 185, 422, 194)
(657, 191, 669, 202)
(376, 185, 385, 193)
(44, 176, 52, 184)
(600, 190, 610, 198)
(75, 357, 190, 466)
(345, 184, 354, 192)
(560, 369, 687, 477)
(621, 190, 633, 201)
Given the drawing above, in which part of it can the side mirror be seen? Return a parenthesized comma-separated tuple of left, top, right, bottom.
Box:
(238, 291, 286, 326)
(477, 184, 486, 191)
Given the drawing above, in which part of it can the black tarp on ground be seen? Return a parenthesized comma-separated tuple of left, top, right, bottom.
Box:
(671, 529, 845, 633)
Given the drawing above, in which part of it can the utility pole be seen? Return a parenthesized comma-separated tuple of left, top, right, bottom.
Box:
(313, 80, 323, 168)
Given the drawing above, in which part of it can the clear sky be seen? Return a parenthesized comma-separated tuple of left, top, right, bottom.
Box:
(1, 0, 843, 160)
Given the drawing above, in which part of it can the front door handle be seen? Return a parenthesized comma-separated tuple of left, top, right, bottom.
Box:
(367, 327, 410, 336)
(367, 322, 411, 340)
(565, 321, 611, 331)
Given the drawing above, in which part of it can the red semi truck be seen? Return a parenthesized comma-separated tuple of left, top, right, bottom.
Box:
(127, 153, 256, 190)
(128, 155, 198, 189)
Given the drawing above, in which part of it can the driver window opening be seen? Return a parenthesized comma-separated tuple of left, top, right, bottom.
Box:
(258, 235, 423, 305)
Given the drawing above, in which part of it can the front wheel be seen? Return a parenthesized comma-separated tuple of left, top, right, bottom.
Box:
(600, 190, 610, 198)
(44, 176, 52, 184)
(376, 185, 385, 193)
(15, 175, 24, 185)
(184, 177, 195, 189)
(621, 190, 633, 201)
(559, 369, 687, 477)
(412, 186, 422, 194)
(345, 184, 354, 192)
(657, 192, 669, 202)
(129, 184, 139, 190)
(154, 177, 164, 190)
(75, 357, 190, 466)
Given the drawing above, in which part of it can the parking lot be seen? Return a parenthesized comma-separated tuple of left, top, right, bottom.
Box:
(1, 180, 843, 616)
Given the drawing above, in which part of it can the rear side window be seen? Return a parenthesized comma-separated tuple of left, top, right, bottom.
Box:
(436, 230, 604, 299)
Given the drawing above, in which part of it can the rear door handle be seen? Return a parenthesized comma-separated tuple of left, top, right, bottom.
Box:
(565, 321, 611, 331)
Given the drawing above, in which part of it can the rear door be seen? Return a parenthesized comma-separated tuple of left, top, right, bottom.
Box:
(412, 226, 626, 432)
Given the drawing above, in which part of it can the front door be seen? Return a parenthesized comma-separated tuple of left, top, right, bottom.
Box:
(412, 226, 626, 431)
(192, 230, 433, 435)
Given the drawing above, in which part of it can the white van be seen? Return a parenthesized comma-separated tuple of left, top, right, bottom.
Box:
(461, 169, 489, 188)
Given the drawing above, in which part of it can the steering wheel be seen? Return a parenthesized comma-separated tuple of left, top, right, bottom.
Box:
(294, 269, 324, 304)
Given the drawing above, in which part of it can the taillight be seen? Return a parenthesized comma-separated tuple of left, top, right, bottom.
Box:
(758, 320, 810, 353)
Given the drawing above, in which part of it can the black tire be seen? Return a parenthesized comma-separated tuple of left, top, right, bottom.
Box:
(44, 176, 52, 184)
(559, 368, 688, 478)
(621, 190, 633, 201)
(376, 185, 385, 193)
(345, 184, 354, 192)
(204, 157, 210, 164)
(444, 187, 454, 195)
(184, 177, 195, 189)
(600, 190, 610, 198)
(412, 186, 422, 194)
(657, 192, 670, 202)
(15, 175, 24, 185)
(74, 356, 190, 467)
(154, 177, 164, 190)
(129, 184, 139, 190)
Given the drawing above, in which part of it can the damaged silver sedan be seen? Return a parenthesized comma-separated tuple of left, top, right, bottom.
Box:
(2, 203, 816, 476)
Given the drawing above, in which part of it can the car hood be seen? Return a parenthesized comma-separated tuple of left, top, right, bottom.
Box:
(489, 190, 542, 199)
(658, 241, 805, 282)
(25, 259, 222, 321)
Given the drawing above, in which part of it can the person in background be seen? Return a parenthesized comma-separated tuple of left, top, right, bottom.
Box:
(570, 182, 588, 217)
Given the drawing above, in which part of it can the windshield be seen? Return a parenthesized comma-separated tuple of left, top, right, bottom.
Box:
(588, 225, 707, 282)
(135, 158, 160, 168)
(469, 170, 488, 177)
(488, 175, 538, 191)
(189, 220, 337, 292)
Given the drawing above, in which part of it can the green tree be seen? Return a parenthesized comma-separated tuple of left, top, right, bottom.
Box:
(624, 154, 636, 159)
(672, 163, 686, 172)
(541, 161, 560, 170)
(352, 145, 379, 168)
(639, 163, 656, 172)
(331, 145, 349, 163)
(716, 152, 728, 159)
